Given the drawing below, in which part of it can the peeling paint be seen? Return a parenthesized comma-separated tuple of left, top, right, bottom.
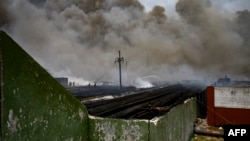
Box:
(65, 138, 74, 141)
(89, 117, 148, 141)
(150, 117, 161, 126)
(120, 124, 143, 141)
(7, 109, 19, 133)
(184, 98, 191, 104)
(95, 122, 116, 141)
(78, 109, 84, 120)
(49, 110, 53, 115)
(13, 89, 16, 94)
(89, 115, 103, 120)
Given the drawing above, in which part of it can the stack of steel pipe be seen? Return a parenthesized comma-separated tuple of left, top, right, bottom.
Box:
(84, 84, 204, 119)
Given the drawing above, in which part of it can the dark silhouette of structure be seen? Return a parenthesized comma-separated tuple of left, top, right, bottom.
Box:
(115, 50, 124, 89)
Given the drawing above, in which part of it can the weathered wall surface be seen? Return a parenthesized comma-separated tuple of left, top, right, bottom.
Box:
(207, 86, 250, 126)
(149, 98, 197, 141)
(0, 31, 89, 141)
(89, 98, 197, 141)
(214, 87, 250, 109)
(89, 116, 149, 141)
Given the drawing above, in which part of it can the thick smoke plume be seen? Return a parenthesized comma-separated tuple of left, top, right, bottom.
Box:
(0, 1, 10, 27)
(1, 0, 250, 86)
(236, 10, 250, 47)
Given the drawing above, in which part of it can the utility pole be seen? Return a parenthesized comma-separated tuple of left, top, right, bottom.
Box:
(115, 50, 124, 89)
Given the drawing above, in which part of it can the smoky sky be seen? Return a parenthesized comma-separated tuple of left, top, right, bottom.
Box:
(1, 0, 250, 86)
(0, 0, 10, 27)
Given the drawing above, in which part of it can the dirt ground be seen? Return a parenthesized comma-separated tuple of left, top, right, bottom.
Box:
(192, 118, 224, 141)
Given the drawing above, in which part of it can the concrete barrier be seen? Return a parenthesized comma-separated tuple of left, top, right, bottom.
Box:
(89, 98, 197, 141)
(149, 98, 197, 141)
(0, 31, 89, 141)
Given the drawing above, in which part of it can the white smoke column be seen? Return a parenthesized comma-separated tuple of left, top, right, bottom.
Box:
(1, 0, 250, 86)
(134, 78, 153, 88)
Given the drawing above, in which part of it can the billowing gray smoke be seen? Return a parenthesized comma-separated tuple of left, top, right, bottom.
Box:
(236, 10, 250, 47)
(175, 0, 250, 78)
(1, 0, 250, 86)
(0, 1, 10, 27)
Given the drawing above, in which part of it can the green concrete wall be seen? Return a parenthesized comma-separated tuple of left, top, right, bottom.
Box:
(88, 98, 197, 141)
(0, 31, 89, 141)
(149, 98, 197, 141)
(89, 116, 149, 141)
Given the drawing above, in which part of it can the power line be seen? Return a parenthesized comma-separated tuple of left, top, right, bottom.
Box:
(115, 50, 124, 89)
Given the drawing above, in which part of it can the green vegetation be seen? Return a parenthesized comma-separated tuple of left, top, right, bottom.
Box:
(0, 31, 89, 141)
